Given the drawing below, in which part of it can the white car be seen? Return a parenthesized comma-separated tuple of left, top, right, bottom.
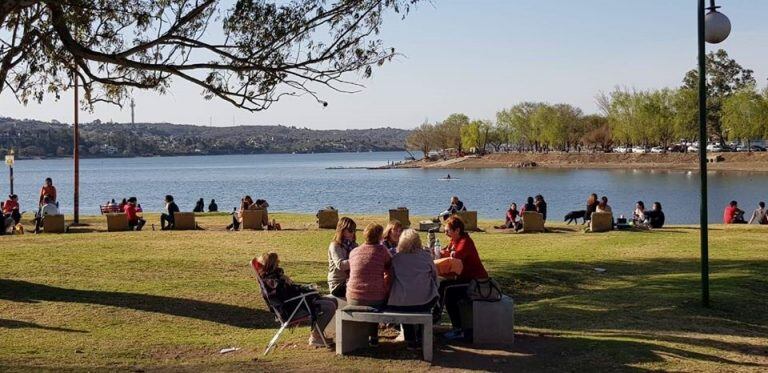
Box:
(650, 146, 665, 154)
(631, 146, 649, 154)
(613, 146, 630, 154)
(687, 145, 699, 152)
(706, 144, 723, 152)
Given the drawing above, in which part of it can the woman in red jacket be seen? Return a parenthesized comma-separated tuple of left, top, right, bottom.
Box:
(437, 215, 488, 340)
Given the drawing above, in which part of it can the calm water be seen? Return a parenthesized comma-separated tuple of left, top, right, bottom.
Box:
(2, 151, 767, 224)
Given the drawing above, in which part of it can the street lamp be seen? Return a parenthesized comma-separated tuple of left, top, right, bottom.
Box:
(698, 0, 730, 308)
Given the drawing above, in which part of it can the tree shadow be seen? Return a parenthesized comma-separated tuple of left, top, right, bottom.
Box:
(0, 279, 273, 329)
(0, 318, 87, 333)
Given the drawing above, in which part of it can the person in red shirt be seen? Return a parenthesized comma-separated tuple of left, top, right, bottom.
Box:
(3, 194, 21, 224)
(39, 177, 57, 207)
(124, 197, 146, 231)
(723, 200, 745, 224)
(437, 215, 488, 340)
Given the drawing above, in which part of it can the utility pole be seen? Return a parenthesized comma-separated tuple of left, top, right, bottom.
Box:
(130, 98, 136, 125)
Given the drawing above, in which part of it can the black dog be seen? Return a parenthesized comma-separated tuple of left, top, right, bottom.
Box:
(564, 210, 587, 225)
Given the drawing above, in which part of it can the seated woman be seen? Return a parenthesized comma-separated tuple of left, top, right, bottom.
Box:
(387, 229, 439, 350)
(252, 199, 280, 230)
(437, 216, 488, 340)
(193, 198, 205, 213)
(226, 195, 254, 231)
(208, 199, 218, 212)
(633, 201, 646, 225)
(381, 220, 403, 256)
(645, 202, 665, 228)
(327, 217, 357, 298)
(494, 203, 521, 231)
(585, 193, 599, 221)
(439, 196, 466, 221)
(256, 252, 337, 347)
(3, 194, 21, 225)
(596, 196, 612, 213)
(124, 197, 146, 231)
(534, 194, 548, 221)
(347, 223, 391, 347)
(520, 196, 536, 213)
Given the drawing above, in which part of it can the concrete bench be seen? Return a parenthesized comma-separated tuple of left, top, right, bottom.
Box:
(521, 211, 545, 233)
(242, 209, 266, 230)
(324, 296, 347, 337)
(173, 212, 196, 230)
(470, 295, 515, 344)
(388, 208, 411, 228)
(106, 213, 129, 232)
(336, 310, 432, 361)
(43, 214, 66, 233)
(589, 212, 613, 232)
(456, 210, 478, 231)
(317, 209, 339, 229)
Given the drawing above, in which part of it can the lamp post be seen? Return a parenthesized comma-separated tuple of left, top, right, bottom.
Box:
(698, 0, 731, 308)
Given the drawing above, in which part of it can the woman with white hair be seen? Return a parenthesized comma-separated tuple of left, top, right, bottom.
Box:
(387, 229, 439, 350)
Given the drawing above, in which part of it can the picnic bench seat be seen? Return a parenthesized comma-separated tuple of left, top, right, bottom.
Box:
(43, 214, 66, 233)
(106, 213, 129, 232)
(521, 211, 545, 233)
(242, 209, 266, 230)
(173, 212, 196, 230)
(99, 204, 121, 214)
(336, 308, 433, 361)
(590, 212, 613, 232)
(389, 207, 411, 228)
(456, 210, 478, 231)
(468, 295, 515, 344)
(317, 209, 339, 229)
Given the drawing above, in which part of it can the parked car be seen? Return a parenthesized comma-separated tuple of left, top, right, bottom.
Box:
(738, 145, 767, 152)
(687, 145, 699, 152)
(751, 145, 767, 152)
(706, 144, 723, 152)
(650, 146, 665, 154)
(631, 146, 649, 154)
(613, 146, 630, 154)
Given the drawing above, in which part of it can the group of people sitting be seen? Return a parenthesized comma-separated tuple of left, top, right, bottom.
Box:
(723, 200, 768, 224)
(1, 194, 21, 234)
(255, 215, 489, 350)
(193, 198, 218, 213)
(227, 196, 280, 231)
(589, 194, 665, 229)
(496, 195, 548, 231)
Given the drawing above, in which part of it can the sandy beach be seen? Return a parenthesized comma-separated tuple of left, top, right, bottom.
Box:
(394, 152, 768, 172)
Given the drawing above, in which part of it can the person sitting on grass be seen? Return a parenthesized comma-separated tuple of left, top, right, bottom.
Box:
(633, 201, 646, 225)
(226, 195, 254, 231)
(494, 203, 521, 231)
(193, 198, 205, 213)
(439, 196, 466, 221)
(585, 193, 599, 221)
(327, 217, 357, 298)
(645, 202, 665, 229)
(437, 216, 488, 341)
(347, 223, 391, 347)
(34, 195, 60, 234)
(381, 220, 403, 256)
(387, 229, 439, 350)
(596, 196, 612, 213)
(747, 201, 768, 225)
(723, 200, 746, 224)
(256, 252, 337, 347)
(124, 197, 146, 231)
(208, 199, 218, 212)
(3, 194, 21, 225)
(160, 195, 180, 230)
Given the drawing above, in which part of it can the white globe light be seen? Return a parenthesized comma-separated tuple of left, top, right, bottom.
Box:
(705, 10, 731, 44)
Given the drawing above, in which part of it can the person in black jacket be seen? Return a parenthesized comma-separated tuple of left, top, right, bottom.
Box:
(160, 195, 180, 230)
(534, 194, 548, 221)
(208, 199, 218, 212)
(193, 198, 205, 213)
(645, 202, 665, 228)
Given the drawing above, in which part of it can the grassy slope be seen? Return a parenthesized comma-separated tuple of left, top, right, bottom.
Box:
(0, 213, 766, 372)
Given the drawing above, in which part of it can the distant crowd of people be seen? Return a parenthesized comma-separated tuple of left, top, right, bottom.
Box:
(227, 196, 280, 231)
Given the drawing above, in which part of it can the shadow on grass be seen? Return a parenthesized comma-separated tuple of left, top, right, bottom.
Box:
(0, 279, 274, 329)
(0, 318, 87, 333)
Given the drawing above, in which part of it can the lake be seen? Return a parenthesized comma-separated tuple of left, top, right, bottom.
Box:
(2, 151, 766, 224)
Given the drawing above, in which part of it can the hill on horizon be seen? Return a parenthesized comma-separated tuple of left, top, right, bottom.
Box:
(0, 117, 410, 158)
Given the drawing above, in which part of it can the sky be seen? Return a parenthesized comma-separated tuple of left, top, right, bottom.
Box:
(1, 0, 767, 130)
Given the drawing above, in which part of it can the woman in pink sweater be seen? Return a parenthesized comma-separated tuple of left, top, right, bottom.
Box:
(347, 223, 391, 347)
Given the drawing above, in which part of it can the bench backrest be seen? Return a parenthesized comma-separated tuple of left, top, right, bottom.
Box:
(242, 209, 265, 230)
(106, 213, 129, 232)
(317, 209, 339, 229)
(173, 212, 196, 230)
(43, 214, 66, 233)
(590, 212, 613, 232)
(456, 210, 478, 231)
(388, 208, 411, 228)
(521, 211, 545, 232)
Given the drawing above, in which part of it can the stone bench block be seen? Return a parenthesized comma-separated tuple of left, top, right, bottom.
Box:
(336, 310, 432, 361)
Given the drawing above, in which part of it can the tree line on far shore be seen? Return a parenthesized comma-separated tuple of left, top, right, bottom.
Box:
(406, 50, 768, 156)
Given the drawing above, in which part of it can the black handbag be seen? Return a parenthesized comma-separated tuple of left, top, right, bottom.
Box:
(466, 278, 503, 302)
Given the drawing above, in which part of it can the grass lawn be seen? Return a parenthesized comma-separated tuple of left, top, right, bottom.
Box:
(1, 213, 766, 372)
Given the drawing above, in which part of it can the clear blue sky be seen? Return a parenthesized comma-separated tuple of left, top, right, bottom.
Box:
(1, 0, 766, 129)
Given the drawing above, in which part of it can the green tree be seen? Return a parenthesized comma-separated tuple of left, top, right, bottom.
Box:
(460, 120, 480, 152)
(406, 122, 436, 159)
(722, 87, 768, 148)
(0, 0, 418, 111)
(439, 113, 469, 152)
(496, 102, 544, 151)
(682, 49, 756, 143)
(672, 88, 699, 142)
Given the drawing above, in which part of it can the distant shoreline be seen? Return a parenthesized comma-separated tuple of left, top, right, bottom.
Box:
(12, 149, 409, 162)
(393, 152, 768, 172)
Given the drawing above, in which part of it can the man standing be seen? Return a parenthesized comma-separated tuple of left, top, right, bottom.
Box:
(160, 195, 180, 230)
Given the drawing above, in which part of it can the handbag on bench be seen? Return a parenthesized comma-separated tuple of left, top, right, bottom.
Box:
(466, 278, 503, 302)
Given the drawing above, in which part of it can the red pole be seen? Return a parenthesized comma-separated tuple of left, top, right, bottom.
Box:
(73, 70, 80, 224)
